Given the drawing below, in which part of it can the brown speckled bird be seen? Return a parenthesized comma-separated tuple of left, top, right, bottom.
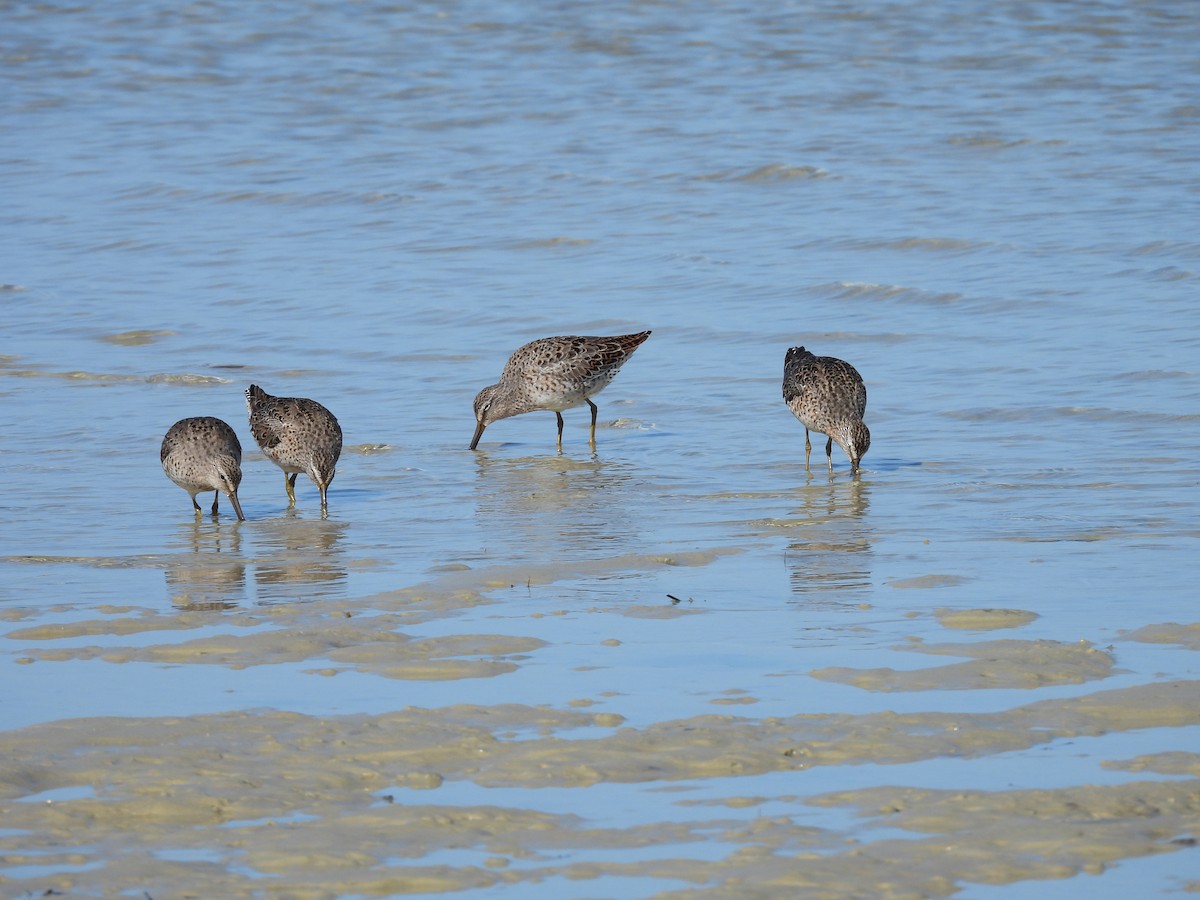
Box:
(471, 331, 651, 450)
(782, 346, 870, 474)
(160, 416, 245, 520)
(246, 384, 343, 513)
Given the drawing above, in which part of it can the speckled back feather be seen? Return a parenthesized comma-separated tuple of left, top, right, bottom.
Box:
(782, 347, 867, 423)
(497, 331, 651, 406)
(246, 386, 336, 449)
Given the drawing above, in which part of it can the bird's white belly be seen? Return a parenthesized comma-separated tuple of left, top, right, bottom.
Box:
(529, 372, 614, 410)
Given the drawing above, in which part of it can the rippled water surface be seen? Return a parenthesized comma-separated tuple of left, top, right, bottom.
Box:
(3, 1, 1199, 897)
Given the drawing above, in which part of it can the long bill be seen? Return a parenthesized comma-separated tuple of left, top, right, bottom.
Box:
(228, 491, 246, 522)
(469, 420, 486, 450)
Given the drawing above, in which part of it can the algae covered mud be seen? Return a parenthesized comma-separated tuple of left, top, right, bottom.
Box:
(3, 0, 1200, 896)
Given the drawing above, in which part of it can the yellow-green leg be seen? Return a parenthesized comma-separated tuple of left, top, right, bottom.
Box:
(587, 399, 598, 445)
(804, 428, 812, 470)
(285, 473, 298, 506)
(555, 411, 565, 451)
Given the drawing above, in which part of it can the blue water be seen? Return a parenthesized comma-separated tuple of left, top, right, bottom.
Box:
(2, 0, 1199, 896)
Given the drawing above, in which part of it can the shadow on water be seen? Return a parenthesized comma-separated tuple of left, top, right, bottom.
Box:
(471, 452, 644, 562)
(783, 475, 874, 601)
(164, 518, 246, 610)
(250, 512, 350, 604)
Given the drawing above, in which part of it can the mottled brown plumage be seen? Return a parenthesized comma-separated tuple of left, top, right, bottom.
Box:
(782, 346, 870, 474)
(246, 384, 343, 513)
(160, 417, 245, 520)
(471, 331, 651, 450)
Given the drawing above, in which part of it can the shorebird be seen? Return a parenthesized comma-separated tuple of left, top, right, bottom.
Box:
(160, 417, 245, 520)
(470, 331, 651, 450)
(245, 384, 343, 513)
(782, 346, 870, 474)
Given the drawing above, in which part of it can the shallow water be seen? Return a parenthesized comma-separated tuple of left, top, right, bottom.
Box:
(3, 0, 1200, 896)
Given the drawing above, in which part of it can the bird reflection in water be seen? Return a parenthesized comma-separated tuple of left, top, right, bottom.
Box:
(471, 452, 642, 564)
(251, 512, 349, 604)
(165, 518, 246, 610)
(784, 476, 873, 601)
